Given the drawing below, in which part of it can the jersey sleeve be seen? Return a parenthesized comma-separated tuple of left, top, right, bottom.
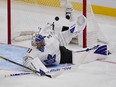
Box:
(24, 47, 40, 59)
(54, 29, 73, 46)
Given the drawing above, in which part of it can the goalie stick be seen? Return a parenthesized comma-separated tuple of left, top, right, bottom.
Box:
(1, 64, 75, 78)
(0, 56, 63, 78)
(1, 63, 77, 78)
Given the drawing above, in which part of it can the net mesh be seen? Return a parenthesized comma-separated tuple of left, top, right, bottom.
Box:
(10, 0, 108, 46)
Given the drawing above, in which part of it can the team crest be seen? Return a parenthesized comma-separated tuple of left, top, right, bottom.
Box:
(44, 54, 56, 65)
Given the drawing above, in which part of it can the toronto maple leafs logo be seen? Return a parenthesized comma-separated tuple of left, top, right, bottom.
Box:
(44, 54, 56, 65)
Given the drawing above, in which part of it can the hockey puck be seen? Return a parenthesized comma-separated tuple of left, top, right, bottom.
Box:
(55, 16, 59, 21)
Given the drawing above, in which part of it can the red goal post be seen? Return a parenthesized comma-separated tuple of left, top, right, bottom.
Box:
(7, 0, 11, 44)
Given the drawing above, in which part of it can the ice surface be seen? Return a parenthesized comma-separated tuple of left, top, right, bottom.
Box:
(0, 1, 116, 87)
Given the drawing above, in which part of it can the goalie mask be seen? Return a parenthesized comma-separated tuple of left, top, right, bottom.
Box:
(32, 33, 45, 52)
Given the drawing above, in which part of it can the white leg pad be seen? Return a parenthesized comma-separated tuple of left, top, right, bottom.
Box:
(72, 52, 98, 65)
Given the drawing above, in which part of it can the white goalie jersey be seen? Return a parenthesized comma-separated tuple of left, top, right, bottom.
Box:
(23, 15, 86, 72)
(23, 29, 76, 72)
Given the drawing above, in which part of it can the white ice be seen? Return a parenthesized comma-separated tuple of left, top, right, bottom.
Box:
(0, 1, 116, 87)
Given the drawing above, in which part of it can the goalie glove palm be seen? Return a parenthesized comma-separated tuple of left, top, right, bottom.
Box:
(69, 15, 87, 37)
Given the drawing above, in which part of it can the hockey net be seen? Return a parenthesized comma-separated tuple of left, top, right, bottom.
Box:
(8, 0, 108, 47)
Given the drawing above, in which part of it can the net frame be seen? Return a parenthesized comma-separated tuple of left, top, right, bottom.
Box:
(7, 0, 108, 48)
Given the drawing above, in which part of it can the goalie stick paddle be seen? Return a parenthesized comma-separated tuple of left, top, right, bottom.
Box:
(0, 56, 61, 78)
